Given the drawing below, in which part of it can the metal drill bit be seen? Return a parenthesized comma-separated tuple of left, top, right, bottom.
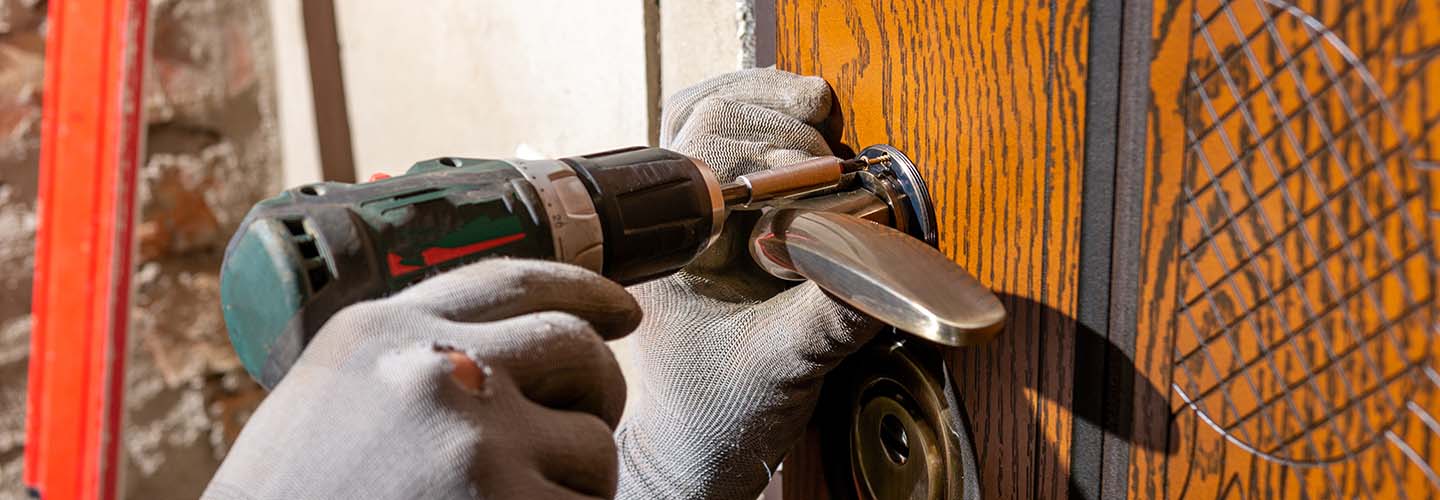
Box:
(721, 154, 893, 207)
(840, 153, 892, 172)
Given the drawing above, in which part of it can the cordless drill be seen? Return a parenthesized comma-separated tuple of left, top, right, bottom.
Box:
(221, 146, 889, 388)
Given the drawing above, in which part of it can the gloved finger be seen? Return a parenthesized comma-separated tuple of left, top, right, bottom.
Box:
(451, 311, 628, 427)
(660, 68, 832, 146)
(389, 345, 616, 499)
(386, 258, 643, 340)
(524, 407, 619, 498)
(761, 282, 883, 366)
(480, 470, 607, 500)
(673, 98, 834, 182)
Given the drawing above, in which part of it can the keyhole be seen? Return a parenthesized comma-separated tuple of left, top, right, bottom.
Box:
(879, 413, 910, 465)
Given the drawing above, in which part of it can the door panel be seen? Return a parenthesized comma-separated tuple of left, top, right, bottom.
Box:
(777, 0, 1439, 498)
(1132, 0, 1440, 497)
(776, 1, 1090, 498)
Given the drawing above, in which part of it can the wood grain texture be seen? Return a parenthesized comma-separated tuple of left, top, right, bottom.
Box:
(775, 1, 1089, 498)
(1130, 0, 1440, 497)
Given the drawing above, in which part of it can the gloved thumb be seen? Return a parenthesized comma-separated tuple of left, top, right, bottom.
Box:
(386, 258, 643, 340)
(760, 281, 882, 368)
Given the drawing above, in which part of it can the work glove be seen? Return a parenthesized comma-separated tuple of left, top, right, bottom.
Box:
(204, 259, 641, 500)
(615, 68, 884, 499)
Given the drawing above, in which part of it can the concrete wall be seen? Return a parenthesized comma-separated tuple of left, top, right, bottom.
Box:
(0, 1, 281, 499)
(0, 0, 44, 495)
(124, 2, 282, 497)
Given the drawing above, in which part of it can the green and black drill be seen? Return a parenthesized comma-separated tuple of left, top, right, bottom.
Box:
(220, 146, 907, 388)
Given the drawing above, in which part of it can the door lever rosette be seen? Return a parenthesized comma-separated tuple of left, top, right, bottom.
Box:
(746, 145, 995, 499)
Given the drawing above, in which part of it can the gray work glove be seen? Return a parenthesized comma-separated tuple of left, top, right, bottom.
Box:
(204, 259, 641, 500)
(615, 68, 883, 499)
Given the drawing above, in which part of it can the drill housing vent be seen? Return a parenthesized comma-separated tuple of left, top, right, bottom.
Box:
(282, 218, 332, 294)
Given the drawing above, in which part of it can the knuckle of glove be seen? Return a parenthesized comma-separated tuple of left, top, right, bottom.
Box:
(526, 311, 607, 355)
(484, 311, 609, 368)
(480, 258, 562, 289)
(401, 258, 599, 309)
(372, 343, 466, 395)
(764, 283, 882, 365)
(325, 301, 393, 331)
(477, 260, 626, 311)
(671, 104, 832, 183)
(311, 301, 413, 353)
(670, 68, 831, 121)
(495, 311, 627, 425)
(662, 68, 832, 145)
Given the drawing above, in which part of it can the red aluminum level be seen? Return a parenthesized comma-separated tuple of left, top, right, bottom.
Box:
(23, 0, 151, 498)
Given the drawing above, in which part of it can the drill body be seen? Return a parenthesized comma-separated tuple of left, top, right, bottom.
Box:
(221, 147, 722, 387)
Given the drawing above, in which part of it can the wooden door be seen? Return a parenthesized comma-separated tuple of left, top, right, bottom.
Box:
(1130, 0, 1440, 497)
(776, 0, 1440, 498)
(776, 1, 1090, 498)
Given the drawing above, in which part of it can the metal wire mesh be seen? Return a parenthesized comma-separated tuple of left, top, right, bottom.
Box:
(1170, 0, 1437, 469)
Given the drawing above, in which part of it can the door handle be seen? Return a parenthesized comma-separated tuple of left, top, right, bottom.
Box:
(741, 145, 997, 500)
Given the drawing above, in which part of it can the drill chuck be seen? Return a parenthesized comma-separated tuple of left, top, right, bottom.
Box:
(561, 147, 726, 283)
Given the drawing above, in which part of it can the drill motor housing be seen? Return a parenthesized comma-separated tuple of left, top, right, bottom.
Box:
(221, 147, 722, 387)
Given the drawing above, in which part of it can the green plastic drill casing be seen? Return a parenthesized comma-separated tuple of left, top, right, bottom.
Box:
(221, 147, 720, 388)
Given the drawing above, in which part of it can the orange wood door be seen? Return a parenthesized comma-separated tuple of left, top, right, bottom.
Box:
(776, 0, 1439, 498)
(1130, 0, 1440, 497)
(776, 1, 1090, 498)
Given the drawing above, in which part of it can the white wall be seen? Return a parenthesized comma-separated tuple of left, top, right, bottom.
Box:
(270, 1, 761, 183)
(332, 0, 655, 179)
(267, 0, 325, 187)
(661, 0, 754, 99)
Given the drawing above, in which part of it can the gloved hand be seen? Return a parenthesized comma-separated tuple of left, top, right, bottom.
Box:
(204, 259, 642, 500)
(614, 68, 883, 499)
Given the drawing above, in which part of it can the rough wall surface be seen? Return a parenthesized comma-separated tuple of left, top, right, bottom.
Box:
(0, 0, 47, 496)
(0, 1, 279, 498)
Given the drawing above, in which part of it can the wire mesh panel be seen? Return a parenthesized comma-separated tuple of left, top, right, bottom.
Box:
(1168, 0, 1440, 491)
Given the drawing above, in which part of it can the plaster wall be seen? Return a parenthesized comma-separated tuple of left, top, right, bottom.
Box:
(333, 0, 654, 180)
(0, 1, 281, 498)
(661, 0, 754, 99)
